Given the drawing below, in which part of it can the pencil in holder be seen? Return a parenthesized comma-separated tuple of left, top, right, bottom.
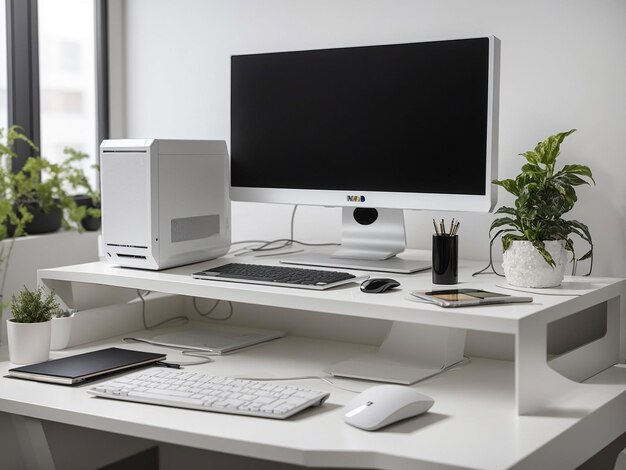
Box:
(432, 235, 458, 285)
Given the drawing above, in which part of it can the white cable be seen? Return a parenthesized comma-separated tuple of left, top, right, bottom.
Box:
(230, 205, 339, 257)
(123, 336, 220, 354)
(122, 337, 216, 366)
(192, 297, 233, 320)
(137, 290, 189, 330)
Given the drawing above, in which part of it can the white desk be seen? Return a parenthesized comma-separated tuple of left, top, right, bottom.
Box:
(0, 254, 625, 469)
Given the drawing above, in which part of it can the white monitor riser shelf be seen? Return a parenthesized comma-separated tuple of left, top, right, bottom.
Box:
(36, 250, 626, 415)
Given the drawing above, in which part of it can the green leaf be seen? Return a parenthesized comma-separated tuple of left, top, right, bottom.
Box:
(556, 173, 590, 187)
(492, 178, 519, 196)
(502, 233, 526, 252)
(490, 217, 520, 234)
(494, 206, 517, 216)
(559, 164, 595, 184)
(568, 219, 593, 244)
(534, 129, 576, 166)
(519, 150, 540, 165)
(530, 239, 557, 268)
(521, 162, 541, 173)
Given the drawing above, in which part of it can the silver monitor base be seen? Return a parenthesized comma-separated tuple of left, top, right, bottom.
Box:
(281, 207, 430, 273)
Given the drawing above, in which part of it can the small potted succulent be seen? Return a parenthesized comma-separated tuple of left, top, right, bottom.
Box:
(7, 286, 62, 364)
(490, 129, 594, 288)
(50, 308, 76, 351)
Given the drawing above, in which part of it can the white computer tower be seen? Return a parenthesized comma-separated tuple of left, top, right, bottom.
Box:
(100, 139, 231, 270)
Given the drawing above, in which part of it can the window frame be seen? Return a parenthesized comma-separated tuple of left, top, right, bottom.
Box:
(5, 0, 109, 174)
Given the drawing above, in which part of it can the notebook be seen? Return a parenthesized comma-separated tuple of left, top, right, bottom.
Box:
(7, 347, 166, 385)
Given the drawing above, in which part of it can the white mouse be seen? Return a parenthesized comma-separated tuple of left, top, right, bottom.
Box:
(343, 384, 434, 431)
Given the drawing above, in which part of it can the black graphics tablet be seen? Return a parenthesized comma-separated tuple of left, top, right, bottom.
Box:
(8, 347, 166, 385)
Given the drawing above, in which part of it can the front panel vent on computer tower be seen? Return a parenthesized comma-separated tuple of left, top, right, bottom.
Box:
(116, 253, 148, 260)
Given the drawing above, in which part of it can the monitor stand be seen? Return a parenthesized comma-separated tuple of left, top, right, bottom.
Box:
(280, 207, 431, 274)
(326, 323, 467, 384)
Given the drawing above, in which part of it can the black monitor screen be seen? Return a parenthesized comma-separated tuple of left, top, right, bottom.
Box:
(231, 37, 490, 195)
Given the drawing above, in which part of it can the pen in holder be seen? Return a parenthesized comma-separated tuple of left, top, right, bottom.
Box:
(432, 218, 459, 285)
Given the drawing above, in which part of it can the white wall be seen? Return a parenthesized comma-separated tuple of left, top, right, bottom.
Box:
(115, 0, 626, 276)
(0, 231, 100, 343)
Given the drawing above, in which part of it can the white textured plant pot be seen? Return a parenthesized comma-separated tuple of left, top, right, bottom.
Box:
(502, 240, 567, 288)
(7, 319, 52, 364)
(50, 313, 75, 350)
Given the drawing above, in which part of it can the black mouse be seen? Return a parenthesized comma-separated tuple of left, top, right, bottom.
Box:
(360, 278, 400, 293)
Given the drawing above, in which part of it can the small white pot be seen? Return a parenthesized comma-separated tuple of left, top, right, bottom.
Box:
(50, 312, 75, 350)
(6, 319, 52, 365)
(502, 240, 568, 288)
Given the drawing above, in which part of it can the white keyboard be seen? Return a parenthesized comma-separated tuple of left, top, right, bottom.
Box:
(88, 367, 330, 419)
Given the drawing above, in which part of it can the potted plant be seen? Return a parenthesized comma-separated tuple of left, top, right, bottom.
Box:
(6, 286, 62, 364)
(1, 127, 36, 237)
(490, 129, 594, 288)
(1, 127, 36, 309)
(12, 147, 100, 234)
(1, 126, 100, 308)
(50, 308, 76, 351)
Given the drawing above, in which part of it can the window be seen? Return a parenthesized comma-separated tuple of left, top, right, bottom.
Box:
(38, 0, 98, 187)
(6, 0, 107, 184)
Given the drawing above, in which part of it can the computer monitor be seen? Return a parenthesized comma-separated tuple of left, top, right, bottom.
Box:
(231, 36, 500, 273)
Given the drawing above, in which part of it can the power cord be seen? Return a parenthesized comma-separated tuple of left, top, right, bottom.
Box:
(229, 205, 340, 258)
(137, 289, 235, 328)
(136, 290, 189, 330)
(131, 292, 235, 366)
(192, 297, 233, 321)
(472, 231, 505, 277)
(122, 337, 216, 366)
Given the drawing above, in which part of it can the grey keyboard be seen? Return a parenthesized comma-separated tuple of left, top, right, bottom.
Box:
(192, 262, 368, 290)
(88, 367, 330, 419)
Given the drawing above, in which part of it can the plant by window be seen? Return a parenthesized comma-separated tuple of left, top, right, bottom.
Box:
(1, 126, 100, 308)
(0, 126, 37, 240)
(13, 147, 100, 232)
(490, 129, 594, 269)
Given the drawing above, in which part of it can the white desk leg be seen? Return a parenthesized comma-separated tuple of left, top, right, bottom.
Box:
(549, 299, 621, 382)
(518, 297, 625, 415)
(516, 315, 576, 415)
(11, 415, 56, 470)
